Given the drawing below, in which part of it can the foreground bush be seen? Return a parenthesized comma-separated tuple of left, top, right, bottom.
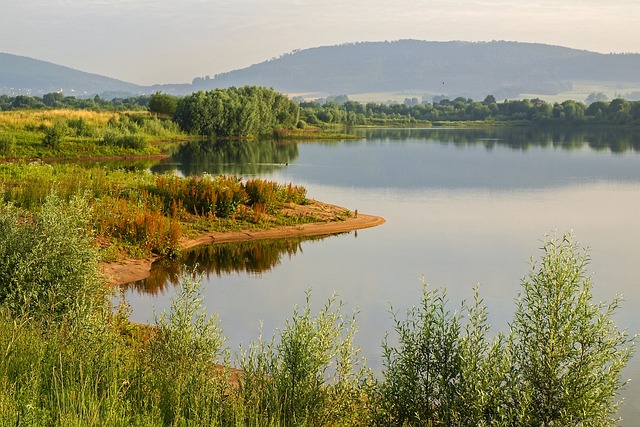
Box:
(0, 220, 634, 426)
(0, 194, 105, 321)
(376, 233, 634, 426)
(239, 291, 372, 427)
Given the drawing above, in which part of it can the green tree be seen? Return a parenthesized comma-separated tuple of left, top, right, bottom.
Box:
(148, 91, 179, 116)
(42, 92, 65, 107)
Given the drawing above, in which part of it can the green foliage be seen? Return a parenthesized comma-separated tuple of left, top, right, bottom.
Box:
(41, 121, 68, 148)
(376, 284, 511, 426)
(510, 233, 634, 426)
(148, 92, 179, 116)
(174, 86, 300, 138)
(66, 117, 98, 137)
(375, 233, 634, 426)
(146, 271, 230, 425)
(239, 291, 371, 426)
(0, 133, 16, 156)
(0, 195, 105, 321)
(300, 97, 640, 126)
(0, 231, 634, 425)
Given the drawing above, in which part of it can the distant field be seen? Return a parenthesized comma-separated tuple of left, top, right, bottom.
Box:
(520, 81, 640, 104)
(298, 83, 640, 105)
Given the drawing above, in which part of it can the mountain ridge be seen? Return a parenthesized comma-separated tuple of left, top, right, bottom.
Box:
(2, 40, 640, 101)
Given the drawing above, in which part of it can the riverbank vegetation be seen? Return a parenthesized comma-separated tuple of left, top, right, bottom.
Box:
(0, 204, 634, 425)
(0, 162, 319, 260)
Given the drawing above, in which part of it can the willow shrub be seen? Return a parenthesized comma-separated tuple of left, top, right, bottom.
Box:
(0, 194, 106, 321)
(376, 233, 634, 426)
(143, 271, 231, 426)
(510, 233, 635, 426)
(239, 291, 372, 427)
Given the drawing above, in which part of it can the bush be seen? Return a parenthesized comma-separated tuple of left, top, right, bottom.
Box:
(375, 233, 635, 426)
(41, 121, 68, 148)
(0, 134, 16, 156)
(66, 117, 98, 137)
(145, 270, 230, 425)
(510, 233, 634, 425)
(102, 128, 147, 150)
(0, 194, 105, 321)
(239, 291, 371, 427)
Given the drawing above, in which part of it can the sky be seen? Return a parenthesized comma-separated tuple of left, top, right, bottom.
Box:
(1, 0, 639, 86)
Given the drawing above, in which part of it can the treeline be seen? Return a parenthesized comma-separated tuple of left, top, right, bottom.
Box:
(299, 96, 640, 126)
(4, 89, 640, 142)
(0, 92, 150, 111)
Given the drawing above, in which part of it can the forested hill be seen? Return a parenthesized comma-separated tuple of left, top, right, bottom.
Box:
(3, 40, 640, 100)
(0, 52, 143, 96)
(190, 40, 640, 99)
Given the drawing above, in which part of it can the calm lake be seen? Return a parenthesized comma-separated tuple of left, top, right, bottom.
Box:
(121, 127, 640, 422)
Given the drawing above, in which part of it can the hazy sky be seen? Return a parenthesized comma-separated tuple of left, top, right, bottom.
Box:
(1, 0, 639, 85)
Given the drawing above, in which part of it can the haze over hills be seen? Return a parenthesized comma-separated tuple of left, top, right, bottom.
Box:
(0, 52, 143, 97)
(2, 40, 640, 102)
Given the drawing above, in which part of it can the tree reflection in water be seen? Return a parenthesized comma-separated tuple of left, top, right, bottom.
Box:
(122, 234, 339, 296)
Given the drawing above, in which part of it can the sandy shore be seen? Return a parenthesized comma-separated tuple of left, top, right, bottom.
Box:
(100, 202, 385, 286)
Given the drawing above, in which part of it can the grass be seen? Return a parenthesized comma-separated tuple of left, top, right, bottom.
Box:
(0, 109, 185, 159)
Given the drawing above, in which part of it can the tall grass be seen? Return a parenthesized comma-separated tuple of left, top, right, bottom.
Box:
(0, 110, 184, 158)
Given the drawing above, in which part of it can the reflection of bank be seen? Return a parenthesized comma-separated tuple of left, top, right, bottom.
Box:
(123, 235, 334, 296)
(149, 139, 300, 177)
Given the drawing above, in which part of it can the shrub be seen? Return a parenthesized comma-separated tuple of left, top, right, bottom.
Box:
(66, 117, 98, 137)
(0, 194, 105, 321)
(0, 134, 16, 156)
(145, 270, 230, 425)
(102, 128, 147, 150)
(239, 291, 371, 427)
(375, 233, 635, 426)
(510, 233, 635, 425)
(41, 121, 68, 148)
(375, 284, 511, 426)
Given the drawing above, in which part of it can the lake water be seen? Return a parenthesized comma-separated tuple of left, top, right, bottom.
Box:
(121, 127, 640, 422)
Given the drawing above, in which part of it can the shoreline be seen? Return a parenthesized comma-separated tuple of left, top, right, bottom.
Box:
(100, 205, 385, 286)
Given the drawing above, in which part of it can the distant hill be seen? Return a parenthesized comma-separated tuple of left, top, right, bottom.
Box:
(189, 40, 640, 100)
(2, 41, 640, 101)
(0, 52, 143, 97)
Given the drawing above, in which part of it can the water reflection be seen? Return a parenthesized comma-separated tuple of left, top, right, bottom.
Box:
(357, 127, 640, 153)
(123, 234, 336, 296)
(149, 139, 299, 176)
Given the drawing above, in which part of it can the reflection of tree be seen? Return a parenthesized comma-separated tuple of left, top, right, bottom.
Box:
(150, 139, 299, 176)
(357, 128, 640, 153)
(123, 235, 332, 296)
